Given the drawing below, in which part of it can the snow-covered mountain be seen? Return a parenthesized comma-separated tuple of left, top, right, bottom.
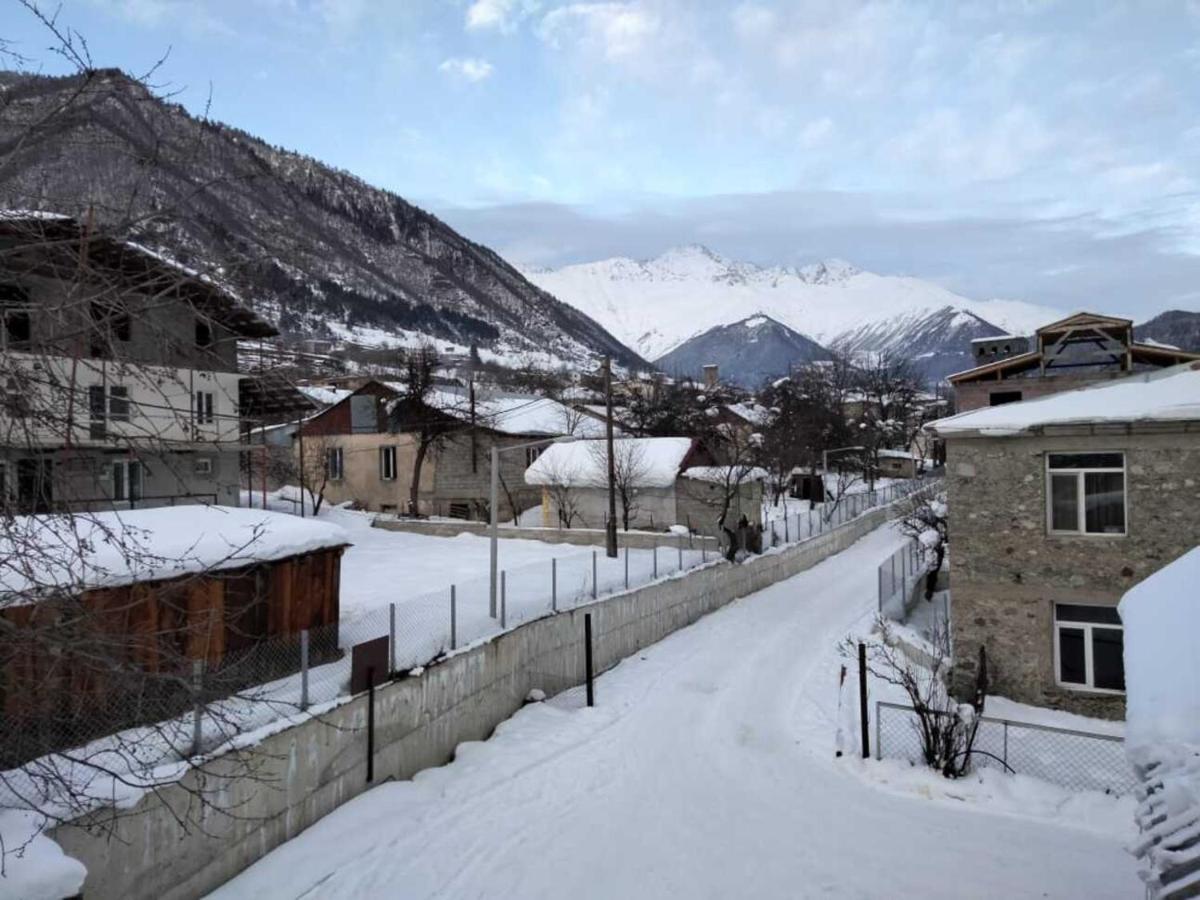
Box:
(0, 69, 645, 371)
(655, 314, 832, 387)
(521, 246, 1059, 376)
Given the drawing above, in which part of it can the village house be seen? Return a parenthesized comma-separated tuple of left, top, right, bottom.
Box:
(926, 361, 1200, 718)
(524, 436, 765, 536)
(950, 311, 1199, 412)
(298, 381, 604, 519)
(0, 213, 276, 513)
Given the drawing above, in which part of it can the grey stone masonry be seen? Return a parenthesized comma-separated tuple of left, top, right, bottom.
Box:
(946, 429, 1200, 718)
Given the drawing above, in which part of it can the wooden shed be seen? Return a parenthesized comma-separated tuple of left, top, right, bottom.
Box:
(0, 506, 349, 767)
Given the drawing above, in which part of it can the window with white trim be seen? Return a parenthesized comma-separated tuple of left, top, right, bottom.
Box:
(1054, 604, 1124, 692)
(379, 445, 397, 481)
(326, 447, 344, 481)
(1046, 452, 1125, 535)
(195, 391, 215, 425)
(525, 446, 542, 467)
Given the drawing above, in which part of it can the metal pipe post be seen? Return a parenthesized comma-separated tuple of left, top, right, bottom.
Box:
(489, 444, 499, 617)
(191, 659, 204, 757)
(584, 613, 595, 708)
(300, 629, 310, 710)
(450, 585, 457, 650)
(624, 545, 629, 589)
(592, 550, 598, 599)
(389, 602, 396, 674)
(858, 642, 870, 759)
(501, 570, 507, 628)
(366, 667, 375, 783)
(551, 558, 557, 611)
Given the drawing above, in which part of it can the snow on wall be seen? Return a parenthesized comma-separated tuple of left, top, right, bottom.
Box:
(1120, 546, 1200, 898)
(0, 506, 350, 599)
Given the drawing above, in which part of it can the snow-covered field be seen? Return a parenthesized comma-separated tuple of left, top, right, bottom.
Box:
(208, 523, 1138, 899)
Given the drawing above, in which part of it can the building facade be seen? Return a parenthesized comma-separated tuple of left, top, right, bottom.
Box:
(929, 364, 1200, 718)
(0, 214, 275, 512)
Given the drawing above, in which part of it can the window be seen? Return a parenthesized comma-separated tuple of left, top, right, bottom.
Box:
(1047, 452, 1125, 535)
(1054, 604, 1124, 692)
(525, 446, 542, 467)
(350, 395, 377, 433)
(195, 319, 213, 349)
(194, 457, 213, 476)
(989, 390, 1023, 406)
(0, 284, 31, 349)
(326, 447, 344, 481)
(89, 300, 131, 355)
(195, 391, 215, 425)
(89, 384, 107, 439)
(3, 377, 29, 418)
(112, 459, 143, 503)
(108, 386, 130, 422)
(379, 445, 397, 481)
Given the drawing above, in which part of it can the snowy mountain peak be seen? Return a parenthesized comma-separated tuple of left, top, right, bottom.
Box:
(797, 258, 859, 284)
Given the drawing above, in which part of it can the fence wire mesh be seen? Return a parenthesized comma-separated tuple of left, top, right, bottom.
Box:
(875, 701, 1136, 795)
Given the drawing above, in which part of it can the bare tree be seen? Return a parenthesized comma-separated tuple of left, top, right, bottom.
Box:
(390, 343, 453, 516)
(538, 454, 584, 529)
(897, 493, 948, 600)
(588, 439, 648, 531)
(843, 616, 989, 778)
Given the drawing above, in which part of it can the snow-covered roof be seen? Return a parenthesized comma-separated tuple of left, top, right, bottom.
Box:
(0, 507, 350, 599)
(1120, 546, 1200, 750)
(928, 362, 1200, 437)
(524, 437, 694, 488)
(298, 384, 354, 407)
(725, 402, 770, 426)
(877, 449, 919, 460)
(384, 385, 606, 438)
(680, 465, 768, 483)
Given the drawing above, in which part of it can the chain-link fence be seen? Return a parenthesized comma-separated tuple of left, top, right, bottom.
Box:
(877, 540, 931, 620)
(874, 700, 1136, 795)
(763, 474, 943, 551)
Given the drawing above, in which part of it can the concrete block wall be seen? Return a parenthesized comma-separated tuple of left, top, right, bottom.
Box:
(52, 502, 901, 900)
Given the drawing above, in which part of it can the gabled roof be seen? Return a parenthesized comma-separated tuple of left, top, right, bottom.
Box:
(525, 437, 698, 488)
(929, 362, 1200, 437)
(1035, 311, 1133, 334)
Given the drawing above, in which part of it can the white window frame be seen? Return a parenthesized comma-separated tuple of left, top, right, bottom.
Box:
(525, 446, 542, 467)
(379, 445, 397, 481)
(1045, 452, 1127, 537)
(194, 390, 215, 426)
(326, 447, 344, 481)
(1052, 604, 1125, 694)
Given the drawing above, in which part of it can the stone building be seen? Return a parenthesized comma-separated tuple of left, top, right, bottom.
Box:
(298, 381, 603, 519)
(950, 311, 1199, 413)
(926, 362, 1200, 718)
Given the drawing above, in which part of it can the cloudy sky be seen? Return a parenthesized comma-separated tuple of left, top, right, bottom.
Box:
(6, 1, 1200, 318)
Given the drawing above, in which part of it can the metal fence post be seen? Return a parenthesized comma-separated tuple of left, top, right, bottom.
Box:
(701, 539, 707, 563)
(366, 666, 375, 784)
(877, 564, 884, 616)
(858, 642, 870, 759)
(450, 585, 457, 650)
(300, 629, 310, 711)
(191, 659, 204, 757)
(874, 702, 882, 761)
(652, 546, 657, 579)
(389, 602, 396, 674)
(784, 514, 789, 543)
(584, 612, 595, 708)
(592, 550, 598, 599)
(624, 545, 629, 590)
(552, 558, 558, 611)
(678, 536, 683, 571)
(501, 570, 507, 627)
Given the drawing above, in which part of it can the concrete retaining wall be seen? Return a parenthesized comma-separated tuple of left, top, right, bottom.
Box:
(53, 503, 899, 900)
(373, 517, 720, 551)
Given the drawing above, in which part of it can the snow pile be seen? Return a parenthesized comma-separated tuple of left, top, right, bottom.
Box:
(929, 362, 1200, 437)
(1120, 547, 1200, 897)
(524, 438, 694, 488)
(0, 506, 350, 599)
(0, 812, 86, 900)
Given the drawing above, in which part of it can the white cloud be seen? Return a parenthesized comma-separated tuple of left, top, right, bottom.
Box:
(731, 3, 775, 40)
(466, 0, 515, 31)
(439, 57, 496, 83)
(798, 117, 835, 149)
(538, 2, 659, 61)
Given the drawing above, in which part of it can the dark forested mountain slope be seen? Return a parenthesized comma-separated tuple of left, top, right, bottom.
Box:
(0, 69, 643, 368)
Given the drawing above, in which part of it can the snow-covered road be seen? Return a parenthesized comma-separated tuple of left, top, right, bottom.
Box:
(209, 524, 1139, 899)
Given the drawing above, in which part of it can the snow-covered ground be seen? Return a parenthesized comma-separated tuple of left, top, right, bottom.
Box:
(208, 523, 1138, 899)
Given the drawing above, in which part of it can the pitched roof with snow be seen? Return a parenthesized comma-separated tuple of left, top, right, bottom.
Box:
(524, 437, 694, 488)
(0, 507, 350, 599)
(928, 362, 1200, 437)
(385, 386, 608, 438)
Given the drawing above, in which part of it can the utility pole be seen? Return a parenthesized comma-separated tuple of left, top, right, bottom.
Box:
(296, 415, 305, 518)
(603, 356, 618, 558)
